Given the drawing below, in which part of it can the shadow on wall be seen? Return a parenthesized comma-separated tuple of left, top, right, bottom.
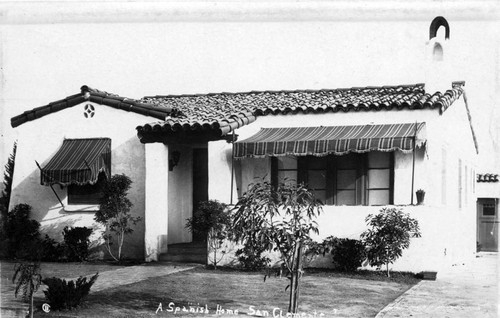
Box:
(223, 145, 243, 200)
(9, 136, 146, 260)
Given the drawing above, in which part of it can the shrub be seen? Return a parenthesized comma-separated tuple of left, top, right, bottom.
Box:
(63, 226, 93, 261)
(2, 203, 66, 261)
(235, 243, 271, 271)
(4, 204, 42, 260)
(186, 200, 229, 241)
(323, 236, 366, 272)
(186, 200, 230, 268)
(361, 207, 421, 277)
(40, 235, 65, 262)
(42, 273, 99, 310)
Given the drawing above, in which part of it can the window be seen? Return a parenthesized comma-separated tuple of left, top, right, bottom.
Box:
(68, 172, 106, 205)
(271, 152, 394, 206)
(483, 201, 496, 216)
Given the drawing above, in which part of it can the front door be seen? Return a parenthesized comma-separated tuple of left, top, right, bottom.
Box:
(192, 148, 208, 242)
(477, 198, 499, 252)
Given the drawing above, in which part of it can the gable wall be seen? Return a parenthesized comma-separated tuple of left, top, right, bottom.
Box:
(431, 97, 479, 262)
(9, 102, 156, 260)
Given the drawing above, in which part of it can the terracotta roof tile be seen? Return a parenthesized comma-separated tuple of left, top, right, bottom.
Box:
(11, 86, 175, 128)
(137, 83, 464, 136)
(477, 173, 499, 183)
(11, 83, 466, 142)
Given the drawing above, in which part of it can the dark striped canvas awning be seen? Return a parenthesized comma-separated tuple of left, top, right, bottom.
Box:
(234, 123, 425, 158)
(41, 138, 111, 186)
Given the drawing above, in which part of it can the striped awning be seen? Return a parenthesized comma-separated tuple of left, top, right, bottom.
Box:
(41, 138, 111, 186)
(234, 123, 425, 158)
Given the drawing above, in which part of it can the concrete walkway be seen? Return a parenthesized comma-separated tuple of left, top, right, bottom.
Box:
(1, 262, 194, 318)
(376, 252, 498, 318)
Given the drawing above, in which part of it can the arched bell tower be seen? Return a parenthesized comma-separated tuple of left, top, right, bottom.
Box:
(425, 16, 454, 93)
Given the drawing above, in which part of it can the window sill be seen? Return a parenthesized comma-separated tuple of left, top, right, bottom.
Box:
(63, 204, 100, 212)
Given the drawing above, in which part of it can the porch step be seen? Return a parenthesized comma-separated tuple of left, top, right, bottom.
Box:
(159, 242, 207, 264)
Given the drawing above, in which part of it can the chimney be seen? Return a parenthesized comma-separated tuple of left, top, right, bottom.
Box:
(425, 17, 454, 94)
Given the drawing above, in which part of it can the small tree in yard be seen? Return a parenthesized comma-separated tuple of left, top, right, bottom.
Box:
(12, 261, 42, 318)
(361, 207, 421, 277)
(185, 200, 230, 269)
(231, 179, 322, 314)
(94, 174, 141, 262)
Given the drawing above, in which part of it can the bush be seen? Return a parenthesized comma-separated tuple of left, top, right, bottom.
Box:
(361, 207, 421, 277)
(4, 204, 43, 260)
(42, 273, 99, 310)
(235, 243, 271, 271)
(323, 236, 366, 272)
(186, 200, 229, 241)
(40, 235, 65, 262)
(63, 226, 93, 261)
(186, 200, 231, 268)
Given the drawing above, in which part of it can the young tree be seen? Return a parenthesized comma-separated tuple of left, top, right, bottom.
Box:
(12, 261, 42, 318)
(185, 200, 230, 269)
(361, 207, 421, 277)
(231, 179, 322, 313)
(94, 174, 141, 262)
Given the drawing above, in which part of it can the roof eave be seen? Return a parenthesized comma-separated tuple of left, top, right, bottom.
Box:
(11, 85, 173, 128)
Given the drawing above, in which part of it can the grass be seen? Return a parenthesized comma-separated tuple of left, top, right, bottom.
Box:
(29, 266, 419, 318)
(1, 260, 130, 282)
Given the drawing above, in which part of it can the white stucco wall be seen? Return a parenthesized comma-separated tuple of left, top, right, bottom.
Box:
(9, 102, 152, 259)
(212, 100, 477, 272)
(477, 182, 500, 199)
(144, 142, 169, 261)
(209, 140, 238, 204)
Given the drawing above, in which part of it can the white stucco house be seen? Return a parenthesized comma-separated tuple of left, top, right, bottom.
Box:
(7, 16, 479, 272)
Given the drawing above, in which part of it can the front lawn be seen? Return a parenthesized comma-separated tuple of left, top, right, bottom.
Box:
(34, 267, 418, 318)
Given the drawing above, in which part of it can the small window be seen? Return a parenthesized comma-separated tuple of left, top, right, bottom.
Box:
(304, 156, 328, 203)
(483, 203, 496, 216)
(68, 172, 106, 205)
(276, 156, 298, 183)
(367, 152, 391, 206)
(335, 153, 361, 206)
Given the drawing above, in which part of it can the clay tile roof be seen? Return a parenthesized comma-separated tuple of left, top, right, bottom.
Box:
(477, 173, 499, 183)
(10, 86, 175, 128)
(137, 83, 465, 136)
